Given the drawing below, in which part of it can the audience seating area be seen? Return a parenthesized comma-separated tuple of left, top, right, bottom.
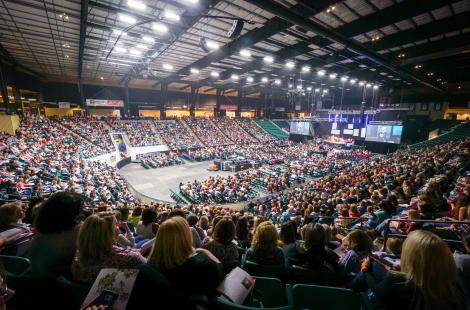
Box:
(253, 119, 289, 139)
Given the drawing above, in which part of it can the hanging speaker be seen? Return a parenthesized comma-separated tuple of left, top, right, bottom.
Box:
(227, 19, 244, 38)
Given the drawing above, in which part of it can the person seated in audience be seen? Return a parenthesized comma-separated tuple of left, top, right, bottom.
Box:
(290, 223, 339, 270)
(0, 201, 27, 232)
(128, 206, 143, 226)
(136, 207, 158, 241)
(27, 192, 83, 277)
(71, 212, 146, 284)
(235, 216, 251, 249)
(246, 221, 285, 265)
(279, 221, 299, 262)
(454, 233, 470, 297)
(357, 230, 466, 310)
(203, 217, 239, 263)
(339, 229, 372, 275)
(169, 209, 202, 248)
(147, 216, 223, 297)
(188, 214, 205, 241)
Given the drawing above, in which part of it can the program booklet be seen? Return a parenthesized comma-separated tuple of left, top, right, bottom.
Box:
(216, 267, 254, 304)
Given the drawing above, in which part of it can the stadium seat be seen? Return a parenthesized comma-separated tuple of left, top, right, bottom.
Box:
(287, 265, 342, 286)
(56, 275, 91, 309)
(0, 254, 31, 276)
(287, 284, 361, 310)
(242, 260, 287, 281)
(215, 277, 292, 310)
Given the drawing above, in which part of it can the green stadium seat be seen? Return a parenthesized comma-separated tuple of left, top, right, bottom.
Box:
(56, 275, 91, 309)
(0, 254, 31, 276)
(287, 284, 361, 310)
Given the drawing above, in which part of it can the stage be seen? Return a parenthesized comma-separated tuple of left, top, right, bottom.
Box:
(119, 161, 261, 209)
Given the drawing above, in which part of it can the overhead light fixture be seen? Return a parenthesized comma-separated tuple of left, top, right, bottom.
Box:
(323, 89, 328, 93)
(152, 23, 168, 33)
(129, 49, 142, 56)
(296, 85, 303, 90)
(118, 13, 137, 24)
(239, 49, 251, 58)
(200, 38, 220, 52)
(366, 83, 372, 88)
(285, 61, 295, 69)
(301, 66, 310, 73)
(350, 79, 357, 84)
(274, 79, 281, 85)
(340, 76, 348, 82)
(142, 36, 155, 43)
(263, 55, 274, 63)
(136, 44, 148, 49)
(246, 76, 254, 83)
(261, 77, 268, 83)
(306, 86, 312, 91)
(100, 76, 104, 80)
(231, 74, 239, 80)
(62, 43, 70, 48)
(163, 63, 174, 71)
(210, 71, 220, 78)
(164, 10, 180, 21)
(190, 68, 199, 74)
(414, 64, 422, 69)
(115, 46, 127, 53)
(427, 72, 434, 76)
(183, 0, 199, 4)
(329, 73, 337, 79)
(288, 84, 293, 88)
(127, 0, 146, 11)
(458, 85, 461, 89)
(359, 81, 365, 86)
(315, 88, 320, 92)
(113, 29, 127, 36)
(317, 70, 326, 76)
(373, 85, 379, 89)
(65, 55, 69, 58)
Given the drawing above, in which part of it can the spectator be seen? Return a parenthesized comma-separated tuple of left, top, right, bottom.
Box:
(136, 208, 158, 240)
(339, 230, 372, 274)
(203, 218, 239, 263)
(246, 221, 284, 265)
(0, 202, 26, 232)
(454, 233, 470, 298)
(235, 216, 251, 249)
(71, 212, 146, 284)
(147, 216, 223, 296)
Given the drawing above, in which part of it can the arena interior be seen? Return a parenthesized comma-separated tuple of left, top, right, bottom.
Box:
(0, 0, 470, 309)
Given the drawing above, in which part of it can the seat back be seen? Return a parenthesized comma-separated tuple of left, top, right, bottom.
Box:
(56, 276, 91, 309)
(0, 255, 31, 276)
(288, 265, 339, 286)
(291, 284, 361, 310)
(243, 261, 287, 280)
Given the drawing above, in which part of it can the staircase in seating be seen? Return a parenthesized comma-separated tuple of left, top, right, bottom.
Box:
(253, 119, 289, 139)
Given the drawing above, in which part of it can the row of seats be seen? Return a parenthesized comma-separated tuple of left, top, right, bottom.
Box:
(253, 119, 289, 139)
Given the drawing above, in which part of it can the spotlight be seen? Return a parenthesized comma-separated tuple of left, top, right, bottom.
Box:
(301, 66, 310, 73)
(288, 84, 293, 88)
(118, 13, 137, 24)
(296, 85, 302, 90)
(263, 55, 274, 63)
(317, 70, 326, 76)
(210, 71, 220, 78)
(231, 74, 239, 81)
(190, 68, 199, 74)
(152, 23, 168, 33)
(100, 76, 104, 80)
(323, 89, 328, 93)
(306, 86, 312, 91)
(366, 83, 372, 88)
(315, 88, 320, 92)
(127, 0, 146, 11)
(350, 79, 356, 84)
(142, 36, 155, 43)
(373, 85, 379, 90)
(163, 63, 174, 71)
(340, 76, 348, 82)
(359, 81, 365, 86)
(164, 10, 180, 21)
(285, 61, 295, 69)
(239, 49, 251, 58)
(246, 76, 254, 83)
(261, 77, 268, 83)
(200, 38, 220, 52)
(329, 73, 337, 79)
(274, 79, 281, 85)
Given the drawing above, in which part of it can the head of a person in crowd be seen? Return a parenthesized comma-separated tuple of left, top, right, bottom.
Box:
(0, 201, 25, 230)
(407, 209, 421, 220)
(253, 216, 268, 233)
(141, 207, 157, 226)
(252, 221, 278, 253)
(280, 221, 297, 245)
(187, 214, 199, 228)
(399, 230, 463, 309)
(148, 216, 193, 270)
(199, 216, 210, 231)
(24, 196, 43, 224)
(132, 206, 143, 217)
(342, 230, 372, 255)
(169, 209, 186, 219)
(386, 237, 403, 256)
(119, 207, 130, 221)
(303, 223, 326, 251)
(235, 216, 249, 240)
(463, 233, 470, 254)
(34, 192, 84, 234)
(212, 217, 236, 246)
(76, 212, 116, 265)
(458, 206, 469, 221)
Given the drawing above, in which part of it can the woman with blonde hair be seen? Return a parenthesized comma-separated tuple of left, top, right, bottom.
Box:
(246, 221, 284, 265)
(147, 216, 222, 296)
(358, 230, 466, 310)
(71, 212, 146, 284)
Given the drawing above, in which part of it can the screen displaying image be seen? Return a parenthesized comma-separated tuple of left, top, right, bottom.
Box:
(365, 124, 403, 144)
(290, 121, 311, 135)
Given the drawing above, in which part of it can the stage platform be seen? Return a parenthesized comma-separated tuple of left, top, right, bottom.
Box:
(119, 161, 255, 209)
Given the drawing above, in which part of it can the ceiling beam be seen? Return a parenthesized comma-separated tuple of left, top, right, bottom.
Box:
(0, 43, 42, 77)
(78, 0, 89, 80)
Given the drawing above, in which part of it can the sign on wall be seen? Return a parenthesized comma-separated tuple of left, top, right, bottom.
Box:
(58, 102, 71, 109)
(86, 99, 124, 107)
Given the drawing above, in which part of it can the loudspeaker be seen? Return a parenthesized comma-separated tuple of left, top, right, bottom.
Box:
(227, 19, 244, 38)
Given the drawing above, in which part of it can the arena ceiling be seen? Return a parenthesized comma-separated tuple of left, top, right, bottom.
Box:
(0, 0, 469, 96)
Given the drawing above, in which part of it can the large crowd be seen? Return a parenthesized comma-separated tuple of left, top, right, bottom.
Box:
(183, 118, 232, 147)
(108, 120, 161, 147)
(59, 117, 115, 152)
(153, 120, 203, 150)
(0, 116, 469, 310)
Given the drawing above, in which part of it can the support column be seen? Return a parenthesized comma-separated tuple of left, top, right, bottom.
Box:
(160, 83, 167, 120)
(12, 87, 21, 115)
(78, 81, 88, 115)
(215, 89, 221, 117)
(124, 81, 130, 117)
(0, 59, 10, 113)
(190, 86, 197, 117)
(236, 89, 242, 117)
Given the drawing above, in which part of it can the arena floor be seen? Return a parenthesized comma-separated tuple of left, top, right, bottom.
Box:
(119, 161, 236, 203)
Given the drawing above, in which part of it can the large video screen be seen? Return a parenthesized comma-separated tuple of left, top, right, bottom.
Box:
(290, 121, 311, 135)
(365, 124, 403, 144)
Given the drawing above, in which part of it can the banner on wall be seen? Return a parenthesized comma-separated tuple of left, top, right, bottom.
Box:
(58, 102, 71, 109)
(86, 99, 124, 107)
(274, 107, 286, 112)
(219, 104, 238, 111)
